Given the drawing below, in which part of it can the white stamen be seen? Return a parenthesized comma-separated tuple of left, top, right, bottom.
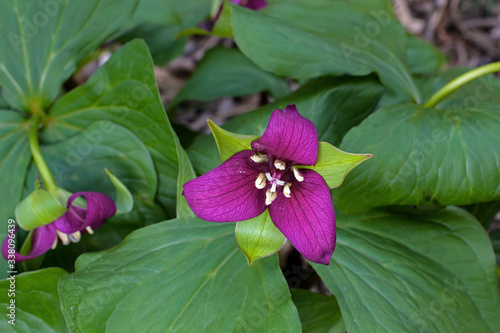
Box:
(51, 238, 58, 250)
(68, 231, 81, 243)
(274, 159, 286, 170)
(270, 182, 277, 193)
(265, 188, 278, 205)
(255, 173, 267, 189)
(265, 172, 273, 182)
(276, 179, 285, 186)
(85, 226, 94, 235)
(56, 230, 70, 245)
(292, 167, 304, 182)
(284, 182, 292, 198)
(251, 154, 269, 163)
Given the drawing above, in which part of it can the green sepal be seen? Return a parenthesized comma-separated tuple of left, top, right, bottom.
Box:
(208, 119, 260, 162)
(301, 142, 373, 188)
(105, 168, 133, 214)
(236, 210, 286, 266)
(176, 27, 210, 38)
(212, 0, 234, 38)
(15, 188, 67, 231)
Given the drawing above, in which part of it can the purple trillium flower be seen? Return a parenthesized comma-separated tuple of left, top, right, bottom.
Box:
(2, 192, 116, 262)
(183, 105, 335, 264)
(231, 0, 268, 10)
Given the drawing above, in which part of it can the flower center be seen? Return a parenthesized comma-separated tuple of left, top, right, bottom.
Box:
(51, 226, 94, 249)
(251, 154, 304, 205)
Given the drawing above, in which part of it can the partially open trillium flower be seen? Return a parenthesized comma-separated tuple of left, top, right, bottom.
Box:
(183, 105, 335, 264)
(231, 0, 268, 10)
(2, 192, 116, 262)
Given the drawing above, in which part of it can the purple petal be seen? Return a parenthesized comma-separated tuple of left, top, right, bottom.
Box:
(53, 192, 116, 233)
(2, 225, 57, 262)
(269, 170, 335, 264)
(183, 150, 267, 222)
(232, 0, 268, 10)
(251, 105, 318, 166)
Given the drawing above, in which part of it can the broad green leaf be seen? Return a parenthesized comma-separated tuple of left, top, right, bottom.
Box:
(290, 289, 346, 333)
(334, 103, 500, 213)
(212, 0, 233, 38)
(314, 207, 500, 333)
(236, 210, 286, 265)
(43, 40, 180, 218)
(208, 119, 259, 161)
(187, 76, 384, 175)
(463, 201, 500, 229)
(0, 267, 68, 332)
(104, 169, 133, 214)
(0, 0, 138, 111)
(174, 127, 197, 218)
(230, 0, 420, 101)
(59, 218, 301, 332)
(406, 34, 448, 75)
(170, 47, 290, 108)
(119, 0, 212, 66)
(0, 111, 31, 278)
(15, 188, 65, 230)
(302, 142, 372, 189)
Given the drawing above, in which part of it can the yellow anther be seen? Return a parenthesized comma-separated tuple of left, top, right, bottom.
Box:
(51, 238, 58, 250)
(69, 231, 81, 243)
(251, 154, 269, 163)
(86, 226, 94, 235)
(292, 167, 304, 182)
(265, 188, 278, 205)
(255, 173, 267, 189)
(283, 182, 292, 198)
(56, 230, 70, 245)
(274, 159, 286, 170)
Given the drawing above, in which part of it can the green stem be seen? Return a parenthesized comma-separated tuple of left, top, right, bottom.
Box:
(424, 62, 500, 108)
(29, 114, 56, 191)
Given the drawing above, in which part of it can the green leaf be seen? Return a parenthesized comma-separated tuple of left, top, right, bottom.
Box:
(302, 142, 372, 189)
(104, 169, 133, 214)
(491, 229, 500, 268)
(0, 0, 139, 111)
(230, 0, 420, 101)
(334, 103, 500, 213)
(0, 111, 31, 277)
(406, 34, 448, 75)
(290, 289, 346, 333)
(43, 40, 181, 218)
(119, 0, 212, 66)
(314, 207, 500, 333)
(462, 201, 500, 229)
(208, 119, 260, 161)
(187, 76, 384, 175)
(212, 0, 233, 37)
(59, 218, 301, 332)
(15, 188, 66, 231)
(236, 210, 286, 265)
(0, 268, 69, 332)
(170, 46, 290, 108)
(174, 128, 197, 218)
